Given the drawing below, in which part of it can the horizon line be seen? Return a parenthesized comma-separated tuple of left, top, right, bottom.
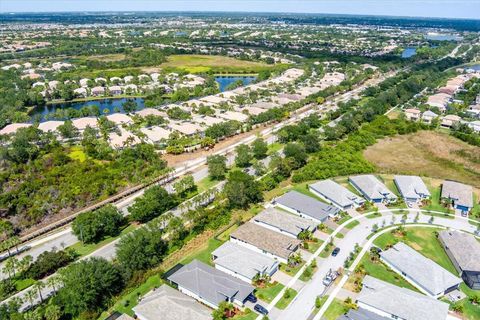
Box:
(1, 10, 480, 21)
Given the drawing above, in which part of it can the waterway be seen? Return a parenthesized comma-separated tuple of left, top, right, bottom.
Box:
(215, 76, 256, 92)
(30, 76, 257, 121)
(401, 47, 417, 58)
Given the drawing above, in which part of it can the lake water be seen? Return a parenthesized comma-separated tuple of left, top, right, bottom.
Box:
(425, 34, 462, 41)
(215, 76, 256, 92)
(401, 47, 417, 58)
(31, 76, 257, 121)
(31, 98, 146, 122)
(467, 64, 480, 71)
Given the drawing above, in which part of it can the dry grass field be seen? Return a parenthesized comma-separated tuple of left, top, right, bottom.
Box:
(363, 131, 480, 188)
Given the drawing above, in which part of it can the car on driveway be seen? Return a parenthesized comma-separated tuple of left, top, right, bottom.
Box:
(246, 294, 257, 303)
(254, 304, 268, 315)
(332, 247, 340, 256)
(322, 269, 339, 286)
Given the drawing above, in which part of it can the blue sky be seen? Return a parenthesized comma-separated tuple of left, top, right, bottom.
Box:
(1, 0, 480, 19)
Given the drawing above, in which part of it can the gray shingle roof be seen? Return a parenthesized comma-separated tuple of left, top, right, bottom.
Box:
(133, 285, 211, 320)
(439, 230, 480, 272)
(441, 180, 473, 208)
(349, 175, 397, 201)
(309, 179, 364, 208)
(167, 260, 254, 307)
(212, 242, 278, 280)
(394, 175, 431, 200)
(380, 242, 461, 296)
(337, 308, 389, 320)
(274, 190, 340, 221)
(253, 207, 317, 236)
(230, 222, 301, 260)
(358, 276, 450, 320)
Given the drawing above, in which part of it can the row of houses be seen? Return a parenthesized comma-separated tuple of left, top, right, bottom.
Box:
(404, 108, 480, 132)
(133, 189, 344, 318)
(339, 229, 480, 320)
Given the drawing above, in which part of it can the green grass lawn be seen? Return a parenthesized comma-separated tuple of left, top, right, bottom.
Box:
(267, 142, 283, 155)
(290, 183, 328, 203)
(197, 176, 221, 193)
(69, 224, 137, 257)
(345, 220, 360, 229)
(15, 278, 35, 291)
(299, 264, 317, 282)
(456, 283, 480, 320)
(280, 260, 305, 277)
(373, 227, 457, 274)
(275, 288, 298, 310)
(323, 298, 349, 320)
(423, 185, 452, 214)
(216, 224, 238, 242)
(305, 239, 323, 254)
(336, 214, 353, 225)
(111, 274, 163, 316)
(359, 255, 418, 291)
(256, 282, 284, 303)
(179, 238, 223, 266)
(320, 242, 335, 258)
(233, 309, 258, 320)
(365, 211, 382, 219)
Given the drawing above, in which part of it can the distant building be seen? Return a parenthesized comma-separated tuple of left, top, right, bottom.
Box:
(348, 175, 397, 204)
(309, 179, 365, 210)
(337, 308, 389, 320)
(393, 175, 430, 203)
(380, 242, 461, 298)
(441, 180, 473, 214)
(404, 108, 421, 121)
(440, 114, 461, 128)
(91, 86, 105, 97)
(422, 110, 438, 124)
(356, 276, 450, 320)
(133, 285, 211, 320)
(438, 230, 480, 290)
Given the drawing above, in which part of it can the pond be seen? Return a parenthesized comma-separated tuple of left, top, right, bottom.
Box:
(215, 76, 256, 92)
(31, 98, 146, 122)
(401, 47, 417, 58)
(467, 64, 480, 71)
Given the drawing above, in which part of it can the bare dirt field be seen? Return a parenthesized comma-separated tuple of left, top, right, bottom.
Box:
(363, 130, 480, 188)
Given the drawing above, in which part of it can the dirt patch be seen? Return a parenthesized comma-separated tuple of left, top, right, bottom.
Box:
(364, 131, 480, 188)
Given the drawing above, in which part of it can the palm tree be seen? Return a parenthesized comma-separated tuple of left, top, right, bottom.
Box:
(33, 281, 45, 303)
(18, 255, 33, 274)
(3, 257, 16, 279)
(25, 289, 37, 308)
(46, 276, 60, 294)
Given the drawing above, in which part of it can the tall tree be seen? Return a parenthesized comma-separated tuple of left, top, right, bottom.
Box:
(224, 170, 263, 208)
(207, 155, 228, 180)
(72, 205, 124, 244)
(235, 144, 252, 168)
(128, 185, 176, 223)
(252, 138, 268, 159)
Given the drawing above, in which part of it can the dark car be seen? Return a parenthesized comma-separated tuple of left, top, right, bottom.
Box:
(332, 247, 340, 256)
(254, 304, 269, 315)
(246, 294, 257, 303)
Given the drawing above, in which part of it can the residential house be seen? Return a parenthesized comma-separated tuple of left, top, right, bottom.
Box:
(422, 110, 438, 124)
(441, 180, 473, 214)
(91, 86, 105, 97)
(140, 126, 171, 143)
(309, 179, 365, 210)
(106, 113, 133, 125)
(380, 242, 461, 298)
(252, 207, 318, 238)
(38, 121, 64, 133)
(441, 114, 461, 128)
(132, 285, 211, 320)
(439, 230, 480, 289)
(337, 308, 389, 320)
(393, 175, 430, 203)
(0, 123, 31, 135)
(348, 175, 397, 204)
(426, 93, 451, 112)
(109, 86, 122, 95)
(356, 276, 450, 320)
(273, 190, 340, 222)
(79, 78, 89, 87)
(73, 87, 88, 98)
(404, 108, 421, 121)
(468, 120, 480, 133)
(211, 242, 279, 283)
(167, 260, 254, 309)
(230, 222, 301, 264)
(72, 117, 98, 131)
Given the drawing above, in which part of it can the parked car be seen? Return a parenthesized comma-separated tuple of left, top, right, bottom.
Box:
(246, 294, 257, 303)
(254, 304, 268, 315)
(322, 269, 339, 286)
(332, 247, 340, 256)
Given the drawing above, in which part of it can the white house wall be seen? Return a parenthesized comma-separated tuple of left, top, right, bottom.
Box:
(177, 285, 218, 309)
(214, 264, 253, 283)
(229, 237, 289, 264)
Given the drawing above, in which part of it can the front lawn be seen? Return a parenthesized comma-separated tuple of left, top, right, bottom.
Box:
(323, 298, 350, 320)
(256, 282, 284, 303)
(280, 260, 305, 277)
(373, 227, 456, 274)
(345, 220, 360, 229)
(275, 288, 298, 310)
(304, 239, 323, 254)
